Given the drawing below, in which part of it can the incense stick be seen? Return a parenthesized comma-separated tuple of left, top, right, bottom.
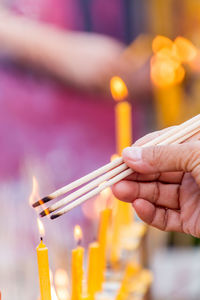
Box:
(49, 120, 200, 219)
(33, 113, 200, 209)
(35, 115, 200, 219)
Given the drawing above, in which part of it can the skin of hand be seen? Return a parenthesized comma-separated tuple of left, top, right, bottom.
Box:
(112, 128, 200, 237)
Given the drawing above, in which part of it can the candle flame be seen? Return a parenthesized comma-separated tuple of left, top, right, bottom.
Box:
(55, 269, 69, 300)
(37, 218, 45, 237)
(100, 186, 112, 199)
(110, 76, 128, 101)
(29, 176, 40, 206)
(74, 225, 82, 243)
(55, 269, 69, 287)
(152, 35, 173, 54)
(174, 37, 197, 63)
(151, 35, 197, 88)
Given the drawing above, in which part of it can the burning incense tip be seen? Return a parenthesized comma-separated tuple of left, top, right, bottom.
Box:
(40, 208, 50, 218)
(50, 213, 61, 220)
(32, 196, 52, 208)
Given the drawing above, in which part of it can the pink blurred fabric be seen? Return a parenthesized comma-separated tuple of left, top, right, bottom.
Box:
(0, 0, 144, 185)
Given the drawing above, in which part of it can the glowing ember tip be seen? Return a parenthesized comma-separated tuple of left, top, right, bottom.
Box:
(37, 218, 45, 238)
(74, 225, 82, 244)
(110, 76, 128, 101)
(40, 208, 50, 218)
(32, 196, 52, 208)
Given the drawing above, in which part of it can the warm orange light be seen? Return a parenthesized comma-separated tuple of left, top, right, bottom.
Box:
(55, 269, 69, 300)
(174, 65, 185, 85)
(37, 218, 45, 237)
(29, 176, 40, 206)
(152, 35, 173, 54)
(151, 35, 197, 87)
(174, 37, 197, 63)
(74, 225, 82, 243)
(110, 76, 128, 101)
(151, 56, 178, 87)
(29, 176, 50, 217)
(57, 288, 69, 300)
(100, 187, 112, 200)
(156, 47, 181, 65)
(55, 269, 69, 287)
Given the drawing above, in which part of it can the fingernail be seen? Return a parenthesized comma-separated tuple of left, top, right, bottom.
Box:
(123, 147, 142, 161)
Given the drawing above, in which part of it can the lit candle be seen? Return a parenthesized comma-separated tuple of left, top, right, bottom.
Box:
(98, 207, 111, 289)
(71, 225, 84, 300)
(110, 76, 132, 155)
(87, 241, 100, 296)
(36, 218, 52, 300)
(110, 77, 133, 226)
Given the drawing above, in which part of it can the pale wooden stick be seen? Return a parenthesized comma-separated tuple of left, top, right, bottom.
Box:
(43, 123, 200, 217)
(40, 162, 128, 216)
(33, 156, 123, 207)
(33, 113, 200, 208)
(50, 118, 200, 219)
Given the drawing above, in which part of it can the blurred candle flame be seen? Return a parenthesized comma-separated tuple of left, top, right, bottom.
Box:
(55, 269, 69, 300)
(55, 269, 69, 287)
(100, 186, 112, 202)
(152, 35, 173, 54)
(50, 270, 60, 300)
(29, 176, 50, 217)
(29, 176, 39, 206)
(174, 37, 197, 63)
(37, 218, 45, 238)
(74, 225, 82, 244)
(110, 76, 128, 101)
(151, 35, 197, 88)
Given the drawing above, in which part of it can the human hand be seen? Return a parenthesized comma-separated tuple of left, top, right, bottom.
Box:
(112, 129, 200, 237)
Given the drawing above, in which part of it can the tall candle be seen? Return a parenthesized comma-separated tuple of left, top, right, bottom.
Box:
(87, 241, 100, 296)
(98, 208, 111, 289)
(36, 219, 51, 300)
(110, 77, 134, 264)
(115, 101, 132, 154)
(71, 225, 84, 300)
(110, 76, 132, 155)
(110, 77, 133, 224)
(154, 85, 183, 128)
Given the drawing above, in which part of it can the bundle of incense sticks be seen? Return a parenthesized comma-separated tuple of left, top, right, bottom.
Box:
(33, 114, 200, 219)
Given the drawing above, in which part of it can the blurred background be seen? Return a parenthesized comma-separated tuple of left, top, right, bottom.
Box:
(1, 0, 200, 299)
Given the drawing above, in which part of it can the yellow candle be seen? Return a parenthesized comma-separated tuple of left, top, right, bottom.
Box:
(71, 225, 84, 300)
(110, 77, 133, 224)
(36, 218, 51, 300)
(97, 208, 111, 289)
(154, 85, 183, 128)
(87, 242, 100, 296)
(110, 76, 132, 155)
(36, 238, 52, 300)
(115, 101, 132, 155)
(110, 77, 134, 265)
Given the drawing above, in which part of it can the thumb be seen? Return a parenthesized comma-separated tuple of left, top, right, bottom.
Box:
(123, 142, 200, 184)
